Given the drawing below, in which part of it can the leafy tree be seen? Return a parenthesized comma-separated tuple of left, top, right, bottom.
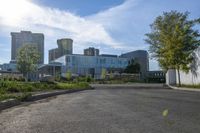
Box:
(145, 11, 200, 86)
(124, 59, 140, 73)
(101, 68, 107, 79)
(66, 70, 72, 81)
(16, 44, 40, 81)
(109, 71, 114, 80)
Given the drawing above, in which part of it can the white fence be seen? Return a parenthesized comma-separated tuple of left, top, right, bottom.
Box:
(166, 48, 200, 85)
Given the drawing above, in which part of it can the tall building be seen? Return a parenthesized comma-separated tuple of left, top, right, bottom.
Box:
(120, 50, 149, 78)
(57, 38, 73, 55)
(49, 38, 73, 63)
(84, 47, 99, 56)
(11, 31, 44, 64)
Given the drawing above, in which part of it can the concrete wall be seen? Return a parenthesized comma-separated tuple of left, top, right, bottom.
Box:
(166, 69, 177, 85)
(176, 69, 200, 85)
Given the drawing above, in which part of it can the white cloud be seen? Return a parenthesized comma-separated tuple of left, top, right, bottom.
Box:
(87, 0, 139, 27)
(87, 0, 150, 51)
(0, 0, 159, 69)
(0, 0, 123, 52)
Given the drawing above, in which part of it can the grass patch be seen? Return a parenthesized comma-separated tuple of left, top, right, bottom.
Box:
(180, 84, 200, 89)
(0, 81, 90, 101)
(56, 82, 90, 90)
(93, 79, 145, 84)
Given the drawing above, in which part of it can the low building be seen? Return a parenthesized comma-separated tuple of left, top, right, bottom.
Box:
(0, 70, 23, 79)
(0, 63, 17, 71)
(52, 54, 128, 79)
(38, 63, 62, 78)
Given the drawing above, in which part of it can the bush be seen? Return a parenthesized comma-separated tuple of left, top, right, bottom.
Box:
(56, 82, 89, 90)
(0, 81, 90, 101)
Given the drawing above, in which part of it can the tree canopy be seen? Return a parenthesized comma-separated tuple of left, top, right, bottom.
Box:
(145, 11, 200, 85)
(16, 44, 40, 81)
(124, 59, 140, 74)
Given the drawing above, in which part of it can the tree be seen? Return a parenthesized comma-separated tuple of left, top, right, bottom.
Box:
(101, 68, 107, 79)
(66, 70, 72, 81)
(124, 59, 140, 73)
(16, 44, 40, 81)
(145, 11, 200, 86)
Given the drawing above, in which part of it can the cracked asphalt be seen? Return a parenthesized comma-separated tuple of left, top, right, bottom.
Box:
(0, 84, 200, 133)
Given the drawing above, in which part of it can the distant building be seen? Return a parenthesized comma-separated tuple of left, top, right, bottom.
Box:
(120, 50, 149, 79)
(100, 54, 118, 58)
(49, 38, 73, 63)
(147, 71, 166, 83)
(84, 47, 99, 56)
(0, 70, 23, 79)
(48, 43, 150, 79)
(53, 54, 128, 79)
(11, 31, 44, 64)
(49, 48, 59, 63)
(0, 63, 17, 71)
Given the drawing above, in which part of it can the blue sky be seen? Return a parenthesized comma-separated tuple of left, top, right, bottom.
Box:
(0, 0, 199, 70)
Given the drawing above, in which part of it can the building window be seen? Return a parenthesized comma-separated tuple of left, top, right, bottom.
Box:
(66, 56, 70, 63)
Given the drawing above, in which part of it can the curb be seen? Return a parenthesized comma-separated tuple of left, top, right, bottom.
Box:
(25, 88, 93, 101)
(91, 83, 170, 89)
(0, 87, 94, 111)
(168, 85, 200, 92)
(0, 99, 21, 111)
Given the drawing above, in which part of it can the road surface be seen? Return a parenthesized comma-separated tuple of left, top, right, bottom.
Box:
(0, 84, 200, 133)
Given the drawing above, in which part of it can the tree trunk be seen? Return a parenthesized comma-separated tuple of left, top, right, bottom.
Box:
(177, 68, 181, 87)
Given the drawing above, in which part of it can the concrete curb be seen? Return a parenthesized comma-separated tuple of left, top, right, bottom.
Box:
(0, 87, 94, 111)
(168, 85, 200, 92)
(25, 88, 93, 101)
(91, 83, 169, 89)
(0, 99, 21, 111)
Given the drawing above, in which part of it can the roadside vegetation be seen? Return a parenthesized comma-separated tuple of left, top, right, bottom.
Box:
(180, 84, 200, 89)
(0, 79, 90, 101)
(145, 11, 200, 86)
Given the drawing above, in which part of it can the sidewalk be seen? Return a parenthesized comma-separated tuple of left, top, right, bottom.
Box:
(169, 85, 200, 92)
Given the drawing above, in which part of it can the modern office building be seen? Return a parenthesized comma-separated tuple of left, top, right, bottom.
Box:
(52, 54, 128, 79)
(84, 47, 99, 56)
(49, 38, 73, 62)
(48, 41, 150, 79)
(120, 50, 149, 78)
(11, 31, 44, 64)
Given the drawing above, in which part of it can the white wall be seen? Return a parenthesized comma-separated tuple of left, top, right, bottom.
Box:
(166, 47, 200, 85)
(176, 69, 200, 85)
(166, 69, 177, 85)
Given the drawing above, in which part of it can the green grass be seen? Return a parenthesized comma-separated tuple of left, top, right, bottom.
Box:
(180, 84, 200, 89)
(56, 82, 90, 90)
(0, 81, 90, 101)
(93, 79, 145, 84)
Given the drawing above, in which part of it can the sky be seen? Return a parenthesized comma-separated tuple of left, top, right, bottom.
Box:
(0, 0, 199, 70)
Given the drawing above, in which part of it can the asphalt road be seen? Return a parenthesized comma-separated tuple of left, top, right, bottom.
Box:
(0, 84, 200, 133)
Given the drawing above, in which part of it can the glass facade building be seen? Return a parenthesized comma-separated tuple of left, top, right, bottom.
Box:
(53, 54, 128, 79)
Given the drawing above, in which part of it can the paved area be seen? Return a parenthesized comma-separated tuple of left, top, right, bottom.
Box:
(0, 84, 200, 133)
